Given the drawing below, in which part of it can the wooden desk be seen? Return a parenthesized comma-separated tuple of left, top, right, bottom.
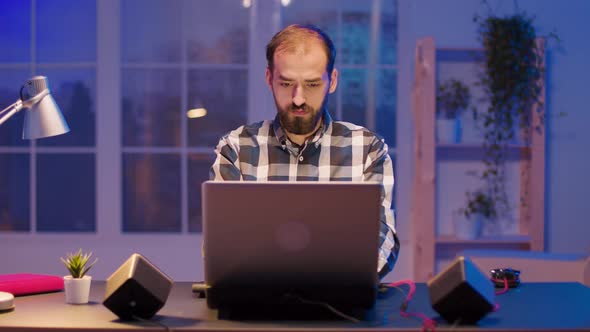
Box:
(0, 282, 589, 331)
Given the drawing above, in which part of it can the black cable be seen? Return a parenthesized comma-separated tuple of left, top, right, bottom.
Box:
(285, 293, 361, 323)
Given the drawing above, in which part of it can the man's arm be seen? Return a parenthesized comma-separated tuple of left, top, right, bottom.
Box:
(209, 134, 243, 181)
(364, 137, 400, 279)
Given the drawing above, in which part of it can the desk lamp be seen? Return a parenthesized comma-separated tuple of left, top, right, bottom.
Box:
(0, 76, 69, 139)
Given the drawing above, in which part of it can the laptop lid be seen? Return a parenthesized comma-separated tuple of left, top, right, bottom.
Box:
(202, 181, 381, 291)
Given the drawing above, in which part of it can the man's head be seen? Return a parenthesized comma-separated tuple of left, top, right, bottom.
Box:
(265, 24, 338, 138)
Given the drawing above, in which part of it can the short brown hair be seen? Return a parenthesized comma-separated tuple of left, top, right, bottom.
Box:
(266, 24, 336, 75)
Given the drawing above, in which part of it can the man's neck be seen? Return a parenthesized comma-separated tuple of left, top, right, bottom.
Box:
(286, 132, 309, 146)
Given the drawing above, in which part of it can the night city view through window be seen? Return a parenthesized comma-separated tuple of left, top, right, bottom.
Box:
(0, 0, 397, 234)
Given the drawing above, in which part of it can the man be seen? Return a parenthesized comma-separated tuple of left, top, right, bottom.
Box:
(210, 24, 399, 278)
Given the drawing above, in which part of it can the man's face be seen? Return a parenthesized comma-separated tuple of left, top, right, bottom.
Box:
(265, 42, 338, 136)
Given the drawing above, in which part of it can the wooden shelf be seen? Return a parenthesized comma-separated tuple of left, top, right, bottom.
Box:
(435, 143, 530, 161)
(436, 143, 529, 149)
(411, 37, 546, 282)
(436, 234, 531, 245)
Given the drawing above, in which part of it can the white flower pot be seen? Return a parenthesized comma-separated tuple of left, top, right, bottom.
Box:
(436, 118, 461, 143)
(64, 275, 92, 304)
(454, 213, 483, 240)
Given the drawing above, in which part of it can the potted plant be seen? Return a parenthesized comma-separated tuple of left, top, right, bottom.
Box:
(456, 190, 495, 239)
(436, 78, 471, 143)
(465, 6, 550, 221)
(61, 249, 97, 304)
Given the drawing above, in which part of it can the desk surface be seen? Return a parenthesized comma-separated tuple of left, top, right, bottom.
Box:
(0, 282, 589, 331)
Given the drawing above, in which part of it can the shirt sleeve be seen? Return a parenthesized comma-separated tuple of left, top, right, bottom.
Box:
(209, 133, 242, 181)
(364, 136, 400, 279)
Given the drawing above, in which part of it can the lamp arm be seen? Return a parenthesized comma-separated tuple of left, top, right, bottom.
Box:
(0, 99, 24, 126)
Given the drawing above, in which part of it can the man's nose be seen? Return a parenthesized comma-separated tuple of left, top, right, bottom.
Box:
(292, 85, 305, 107)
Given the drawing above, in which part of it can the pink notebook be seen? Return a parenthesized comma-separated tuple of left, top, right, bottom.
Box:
(0, 274, 64, 296)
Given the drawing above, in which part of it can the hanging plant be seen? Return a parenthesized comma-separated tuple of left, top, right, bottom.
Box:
(466, 6, 548, 221)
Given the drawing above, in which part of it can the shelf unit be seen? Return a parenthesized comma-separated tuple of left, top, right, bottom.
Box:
(411, 37, 546, 282)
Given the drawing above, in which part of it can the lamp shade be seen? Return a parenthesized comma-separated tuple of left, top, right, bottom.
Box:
(21, 76, 70, 139)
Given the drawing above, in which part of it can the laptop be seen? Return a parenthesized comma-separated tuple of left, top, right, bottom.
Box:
(201, 180, 381, 311)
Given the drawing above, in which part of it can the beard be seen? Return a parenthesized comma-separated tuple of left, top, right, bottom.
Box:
(275, 96, 329, 136)
(278, 104, 320, 135)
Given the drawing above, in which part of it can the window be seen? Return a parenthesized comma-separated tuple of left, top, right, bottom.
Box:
(120, 0, 250, 232)
(0, 0, 97, 233)
(117, 0, 397, 233)
(0, 0, 397, 279)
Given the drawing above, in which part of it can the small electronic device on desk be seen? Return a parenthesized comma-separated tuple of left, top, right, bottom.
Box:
(490, 268, 521, 288)
(0, 292, 15, 312)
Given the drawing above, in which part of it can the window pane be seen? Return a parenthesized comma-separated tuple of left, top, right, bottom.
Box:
(188, 153, 215, 233)
(376, 69, 396, 147)
(185, 0, 249, 64)
(36, 0, 97, 62)
(123, 153, 181, 232)
(121, 0, 182, 63)
(281, 6, 338, 44)
(0, 154, 30, 231)
(187, 69, 247, 147)
(341, 68, 367, 127)
(37, 153, 95, 232)
(380, 0, 397, 65)
(0, 1, 31, 62)
(341, 11, 370, 65)
(122, 68, 181, 147)
(0, 69, 31, 147)
(36, 69, 96, 147)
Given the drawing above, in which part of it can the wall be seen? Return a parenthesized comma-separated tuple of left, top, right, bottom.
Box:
(397, 0, 590, 264)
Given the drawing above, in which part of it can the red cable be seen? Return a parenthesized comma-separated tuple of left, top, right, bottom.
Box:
(490, 277, 509, 312)
(387, 277, 509, 330)
(493, 277, 509, 295)
(388, 279, 416, 300)
(387, 280, 437, 332)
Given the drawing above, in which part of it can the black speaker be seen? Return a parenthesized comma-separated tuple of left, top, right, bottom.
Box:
(103, 253, 173, 320)
(427, 256, 494, 325)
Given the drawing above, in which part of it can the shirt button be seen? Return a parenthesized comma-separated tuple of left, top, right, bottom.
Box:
(299, 156, 304, 162)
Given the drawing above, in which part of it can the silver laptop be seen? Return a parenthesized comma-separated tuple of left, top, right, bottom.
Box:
(202, 180, 381, 309)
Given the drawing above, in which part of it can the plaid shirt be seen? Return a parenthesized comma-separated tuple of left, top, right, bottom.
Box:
(210, 111, 400, 278)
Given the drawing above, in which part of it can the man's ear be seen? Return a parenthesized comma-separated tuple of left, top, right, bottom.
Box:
(328, 68, 338, 94)
(265, 67, 273, 91)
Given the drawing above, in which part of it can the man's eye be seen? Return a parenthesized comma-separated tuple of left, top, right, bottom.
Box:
(279, 82, 292, 87)
(307, 83, 321, 88)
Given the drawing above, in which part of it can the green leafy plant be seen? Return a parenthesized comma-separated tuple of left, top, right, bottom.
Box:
(460, 190, 496, 220)
(465, 3, 553, 220)
(436, 78, 472, 119)
(61, 249, 98, 278)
